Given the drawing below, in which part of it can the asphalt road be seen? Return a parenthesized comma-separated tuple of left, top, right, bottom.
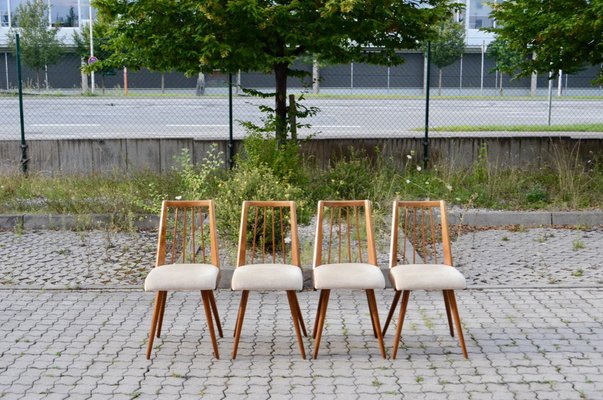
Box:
(0, 97, 601, 140)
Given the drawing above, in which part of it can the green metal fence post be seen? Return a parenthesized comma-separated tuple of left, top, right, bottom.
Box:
(228, 72, 234, 169)
(423, 41, 431, 170)
(16, 33, 29, 175)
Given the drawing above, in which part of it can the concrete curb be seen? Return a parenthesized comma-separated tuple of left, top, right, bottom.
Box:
(1, 211, 602, 231)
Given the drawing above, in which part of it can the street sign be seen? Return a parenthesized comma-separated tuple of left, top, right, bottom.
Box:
(88, 56, 98, 64)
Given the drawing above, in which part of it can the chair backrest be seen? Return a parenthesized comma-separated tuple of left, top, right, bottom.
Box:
(156, 200, 219, 267)
(313, 200, 377, 267)
(390, 200, 452, 268)
(236, 201, 301, 267)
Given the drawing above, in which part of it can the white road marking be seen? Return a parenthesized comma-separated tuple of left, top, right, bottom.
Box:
(166, 124, 229, 127)
(30, 124, 101, 127)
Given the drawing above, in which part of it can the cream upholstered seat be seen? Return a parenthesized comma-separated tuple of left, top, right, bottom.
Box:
(389, 264, 466, 291)
(382, 200, 468, 359)
(144, 200, 223, 360)
(312, 200, 387, 359)
(231, 201, 307, 359)
(144, 264, 219, 292)
(314, 263, 385, 289)
(231, 263, 302, 291)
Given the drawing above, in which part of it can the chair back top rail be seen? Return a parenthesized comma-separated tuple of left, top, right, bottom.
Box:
(236, 200, 301, 268)
(313, 200, 378, 268)
(156, 200, 219, 268)
(390, 200, 452, 268)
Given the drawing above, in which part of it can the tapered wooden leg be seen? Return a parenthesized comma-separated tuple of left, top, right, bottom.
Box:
(366, 289, 386, 359)
(232, 290, 249, 359)
(208, 291, 223, 338)
(366, 290, 378, 339)
(447, 290, 468, 359)
(146, 292, 163, 359)
(201, 291, 220, 359)
(443, 290, 454, 337)
(392, 290, 410, 360)
(287, 291, 306, 359)
(312, 289, 330, 359)
(382, 290, 401, 336)
(156, 291, 167, 338)
(312, 290, 325, 339)
(291, 292, 307, 337)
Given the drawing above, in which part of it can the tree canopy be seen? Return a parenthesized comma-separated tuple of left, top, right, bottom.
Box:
(7, 0, 63, 89)
(94, 0, 455, 142)
(488, 0, 603, 83)
(422, 18, 464, 95)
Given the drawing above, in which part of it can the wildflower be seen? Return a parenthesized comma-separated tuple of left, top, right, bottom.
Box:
(405, 179, 411, 184)
(406, 154, 412, 159)
(416, 166, 422, 172)
(284, 237, 292, 244)
(425, 181, 430, 185)
(175, 195, 182, 200)
(455, 197, 461, 201)
(446, 184, 453, 191)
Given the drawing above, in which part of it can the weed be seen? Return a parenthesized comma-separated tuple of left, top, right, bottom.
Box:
(572, 239, 585, 251)
(572, 269, 584, 277)
(415, 376, 424, 383)
(501, 236, 509, 241)
(372, 379, 382, 387)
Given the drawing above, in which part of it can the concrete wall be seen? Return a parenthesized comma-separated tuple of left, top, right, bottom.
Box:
(1, 136, 601, 174)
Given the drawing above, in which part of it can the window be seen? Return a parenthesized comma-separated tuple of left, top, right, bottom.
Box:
(469, 0, 494, 29)
(50, 0, 78, 27)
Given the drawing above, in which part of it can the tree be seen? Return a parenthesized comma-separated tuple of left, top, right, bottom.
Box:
(73, 16, 116, 90)
(7, 0, 63, 89)
(94, 0, 454, 144)
(486, 37, 523, 96)
(423, 19, 465, 95)
(488, 0, 603, 83)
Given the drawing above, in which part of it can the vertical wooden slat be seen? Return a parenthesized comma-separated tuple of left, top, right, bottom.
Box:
(208, 200, 219, 268)
(354, 206, 362, 263)
(389, 201, 399, 269)
(191, 207, 196, 263)
(262, 207, 267, 263)
(421, 207, 427, 263)
(183, 207, 187, 262)
(280, 207, 286, 263)
(337, 207, 343, 263)
(346, 207, 352, 262)
(327, 207, 334, 264)
(429, 207, 438, 264)
(236, 201, 249, 267)
(412, 207, 417, 264)
(200, 207, 207, 263)
(171, 207, 178, 264)
(272, 207, 276, 263)
(251, 207, 259, 264)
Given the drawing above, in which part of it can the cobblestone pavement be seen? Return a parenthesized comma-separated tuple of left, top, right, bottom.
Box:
(1, 288, 602, 400)
(1, 227, 602, 288)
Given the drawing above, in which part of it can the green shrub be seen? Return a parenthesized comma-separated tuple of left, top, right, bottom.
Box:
(215, 164, 309, 244)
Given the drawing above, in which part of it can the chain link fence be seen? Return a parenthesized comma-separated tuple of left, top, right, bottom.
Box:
(1, 50, 602, 143)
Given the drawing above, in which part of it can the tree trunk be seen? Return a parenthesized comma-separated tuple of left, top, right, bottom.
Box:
(36, 70, 40, 91)
(161, 73, 165, 94)
(499, 72, 504, 96)
(438, 69, 443, 96)
(196, 72, 205, 96)
(44, 65, 49, 90)
(312, 58, 320, 94)
(274, 62, 288, 145)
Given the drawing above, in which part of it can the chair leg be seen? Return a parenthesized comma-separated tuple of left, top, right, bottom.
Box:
(392, 290, 410, 360)
(366, 289, 387, 359)
(146, 291, 163, 359)
(201, 291, 220, 359)
(156, 291, 167, 338)
(382, 290, 401, 336)
(312, 290, 325, 339)
(312, 289, 330, 359)
(292, 292, 308, 337)
(287, 291, 306, 359)
(442, 290, 454, 337)
(208, 291, 224, 338)
(232, 290, 249, 359)
(447, 290, 468, 359)
(366, 290, 378, 339)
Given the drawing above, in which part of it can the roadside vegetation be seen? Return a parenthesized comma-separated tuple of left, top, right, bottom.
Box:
(1, 138, 602, 240)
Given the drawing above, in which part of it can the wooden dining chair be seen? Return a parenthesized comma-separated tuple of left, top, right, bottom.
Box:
(143, 200, 223, 359)
(231, 201, 307, 359)
(312, 200, 387, 359)
(382, 200, 468, 359)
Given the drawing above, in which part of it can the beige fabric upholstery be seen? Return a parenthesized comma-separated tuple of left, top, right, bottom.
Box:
(389, 264, 466, 291)
(313, 263, 385, 289)
(231, 264, 303, 291)
(144, 263, 219, 292)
